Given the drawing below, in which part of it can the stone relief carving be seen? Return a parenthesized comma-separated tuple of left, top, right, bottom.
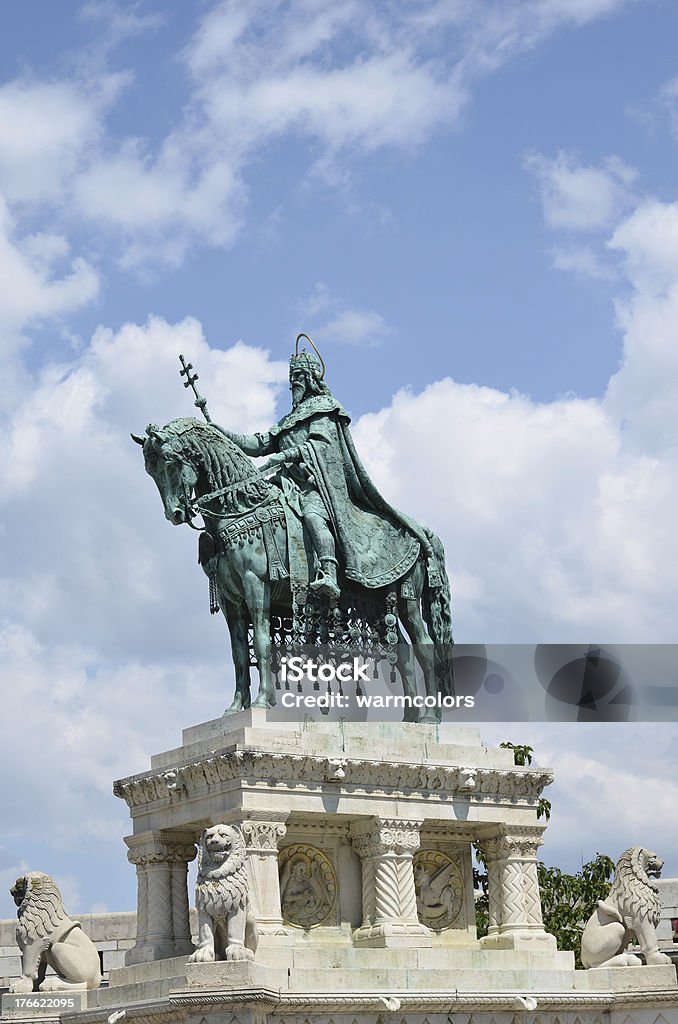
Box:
(113, 751, 553, 810)
(188, 824, 258, 962)
(9, 873, 102, 993)
(413, 850, 464, 930)
(241, 819, 287, 852)
(581, 847, 673, 968)
(279, 844, 337, 928)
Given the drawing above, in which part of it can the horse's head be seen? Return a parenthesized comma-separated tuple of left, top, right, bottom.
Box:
(133, 420, 199, 525)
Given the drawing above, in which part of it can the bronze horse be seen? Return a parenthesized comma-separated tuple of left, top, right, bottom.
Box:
(134, 417, 452, 721)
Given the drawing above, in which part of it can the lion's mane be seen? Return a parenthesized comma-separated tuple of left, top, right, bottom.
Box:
(606, 847, 662, 927)
(12, 873, 70, 950)
(195, 826, 249, 921)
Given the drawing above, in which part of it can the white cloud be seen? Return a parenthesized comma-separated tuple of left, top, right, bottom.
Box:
(0, 198, 99, 349)
(605, 202, 678, 452)
(353, 380, 677, 642)
(525, 151, 637, 232)
(350, 176, 678, 641)
(550, 243, 617, 280)
(73, 145, 246, 268)
(0, 318, 286, 664)
(0, 1, 636, 271)
(0, 74, 128, 205)
(480, 723, 678, 874)
(299, 283, 392, 348)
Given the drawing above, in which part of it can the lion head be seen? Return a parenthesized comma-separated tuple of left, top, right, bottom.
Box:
(195, 825, 249, 919)
(11, 873, 70, 949)
(608, 847, 663, 927)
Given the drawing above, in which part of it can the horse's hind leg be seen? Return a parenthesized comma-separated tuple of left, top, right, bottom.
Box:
(395, 624, 419, 723)
(400, 598, 438, 723)
(242, 572, 275, 709)
(224, 602, 252, 713)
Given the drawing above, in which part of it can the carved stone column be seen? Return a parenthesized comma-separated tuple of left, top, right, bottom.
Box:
(350, 817, 432, 947)
(478, 826, 555, 951)
(476, 836, 504, 937)
(124, 831, 197, 964)
(241, 817, 289, 935)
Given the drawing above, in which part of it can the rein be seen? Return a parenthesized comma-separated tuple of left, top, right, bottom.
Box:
(187, 468, 277, 523)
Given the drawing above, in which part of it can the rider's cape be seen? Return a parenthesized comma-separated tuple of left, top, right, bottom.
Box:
(269, 395, 428, 589)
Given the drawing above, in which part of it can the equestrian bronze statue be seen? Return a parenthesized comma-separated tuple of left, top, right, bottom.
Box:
(133, 336, 453, 722)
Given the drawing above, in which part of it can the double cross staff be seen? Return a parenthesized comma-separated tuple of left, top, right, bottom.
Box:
(179, 354, 212, 422)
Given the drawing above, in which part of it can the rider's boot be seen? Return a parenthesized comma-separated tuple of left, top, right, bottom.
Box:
(310, 556, 341, 599)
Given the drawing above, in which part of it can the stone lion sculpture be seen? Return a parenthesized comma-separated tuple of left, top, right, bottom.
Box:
(188, 824, 258, 962)
(581, 847, 672, 968)
(9, 873, 102, 992)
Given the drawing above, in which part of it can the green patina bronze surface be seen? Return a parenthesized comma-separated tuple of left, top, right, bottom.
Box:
(134, 336, 453, 721)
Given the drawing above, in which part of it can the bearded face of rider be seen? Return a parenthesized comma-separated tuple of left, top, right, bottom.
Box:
(290, 367, 308, 407)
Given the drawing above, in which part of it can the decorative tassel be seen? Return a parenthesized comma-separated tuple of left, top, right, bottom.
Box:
(209, 573, 220, 614)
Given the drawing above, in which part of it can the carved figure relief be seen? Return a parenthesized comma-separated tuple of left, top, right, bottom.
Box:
(279, 844, 337, 928)
(413, 851, 464, 931)
(9, 873, 102, 992)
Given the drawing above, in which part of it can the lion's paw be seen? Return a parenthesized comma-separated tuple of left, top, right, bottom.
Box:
(9, 977, 34, 994)
(224, 945, 252, 961)
(39, 979, 60, 992)
(187, 945, 215, 964)
(38, 978, 84, 993)
(646, 951, 672, 965)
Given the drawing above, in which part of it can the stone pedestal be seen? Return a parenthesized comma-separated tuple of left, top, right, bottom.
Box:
(114, 713, 559, 961)
(46, 712, 673, 1024)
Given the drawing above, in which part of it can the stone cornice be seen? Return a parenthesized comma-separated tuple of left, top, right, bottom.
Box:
(66, 985, 678, 1024)
(113, 748, 553, 811)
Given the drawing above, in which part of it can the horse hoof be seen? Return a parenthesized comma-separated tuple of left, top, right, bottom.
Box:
(224, 699, 251, 715)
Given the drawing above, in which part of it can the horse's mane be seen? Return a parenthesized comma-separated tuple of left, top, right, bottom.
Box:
(158, 417, 272, 513)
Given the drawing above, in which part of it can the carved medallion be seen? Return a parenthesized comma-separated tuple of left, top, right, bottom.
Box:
(279, 844, 337, 928)
(413, 850, 464, 930)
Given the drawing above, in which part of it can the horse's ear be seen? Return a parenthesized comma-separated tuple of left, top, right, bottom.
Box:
(131, 433, 145, 446)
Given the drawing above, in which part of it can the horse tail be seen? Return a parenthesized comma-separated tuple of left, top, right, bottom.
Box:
(421, 529, 454, 697)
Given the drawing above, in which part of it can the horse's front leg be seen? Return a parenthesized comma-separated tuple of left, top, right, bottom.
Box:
(224, 602, 252, 714)
(242, 571, 275, 709)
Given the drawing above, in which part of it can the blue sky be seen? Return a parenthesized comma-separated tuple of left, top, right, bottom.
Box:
(1, 1, 678, 921)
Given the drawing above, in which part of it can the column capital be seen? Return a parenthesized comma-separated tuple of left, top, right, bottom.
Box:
(241, 819, 287, 852)
(477, 826, 545, 862)
(125, 831, 197, 866)
(350, 818, 423, 859)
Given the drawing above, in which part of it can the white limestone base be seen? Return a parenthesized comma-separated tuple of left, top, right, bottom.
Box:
(41, 951, 678, 1024)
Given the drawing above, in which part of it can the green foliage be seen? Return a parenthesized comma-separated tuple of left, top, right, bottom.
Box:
(499, 741, 533, 766)
(500, 740, 552, 820)
(537, 796, 552, 821)
(538, 853, 615, 967)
